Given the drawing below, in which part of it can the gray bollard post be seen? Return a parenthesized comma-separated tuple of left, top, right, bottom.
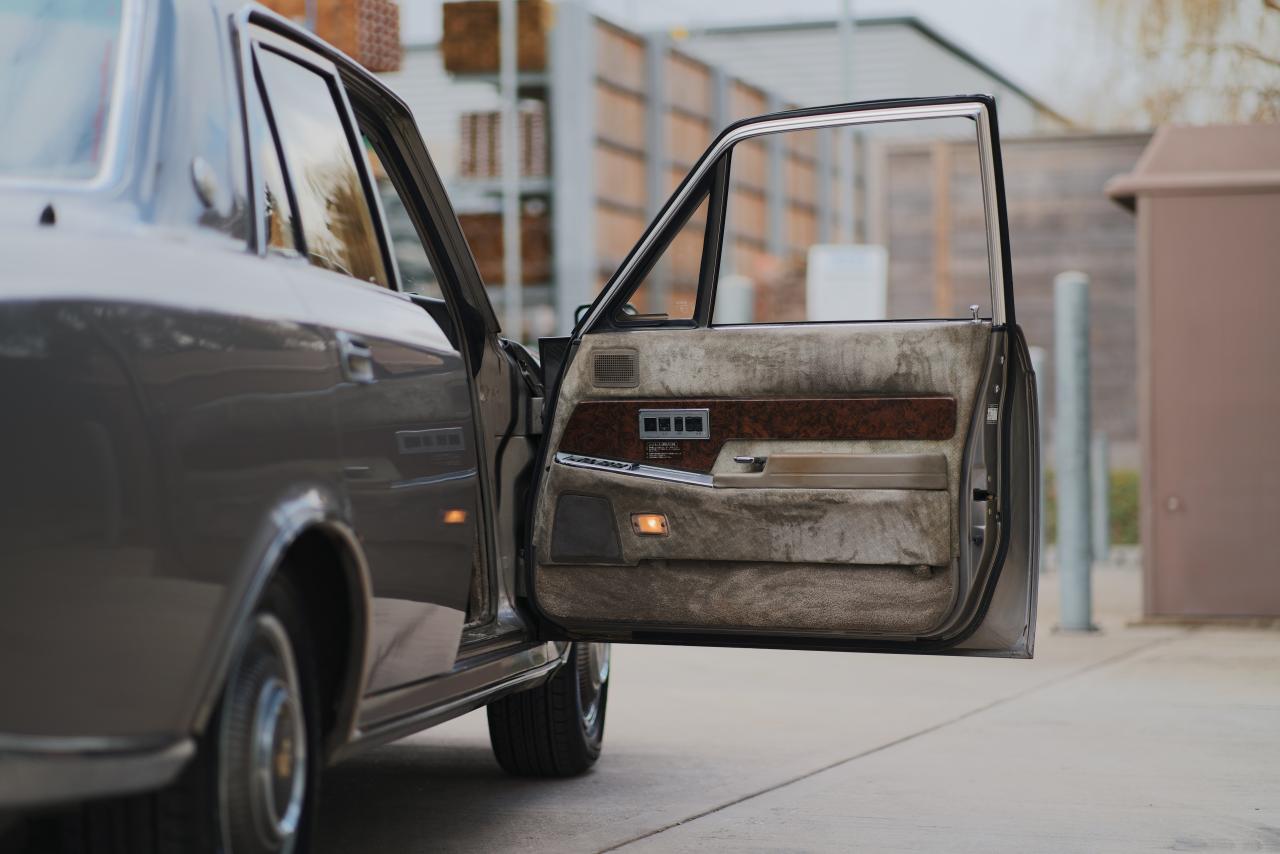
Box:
(1092, 431, 1110, 563)
(1055, 271, 1096, 631)
(1029, 346, 1048, 570)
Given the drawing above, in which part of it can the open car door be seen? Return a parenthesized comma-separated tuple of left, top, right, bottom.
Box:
(528, 96, 1039, 657)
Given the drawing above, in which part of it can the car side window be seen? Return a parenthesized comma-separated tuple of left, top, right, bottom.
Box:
(255, 47, 389, 287)
(615, 190, 708, 323)
(710, 119, 992, 325)
(261, 134, 297, 253)
(248, 72, 299, 254)
(621, 117, 996, 327)
(362, 135, 442, 299)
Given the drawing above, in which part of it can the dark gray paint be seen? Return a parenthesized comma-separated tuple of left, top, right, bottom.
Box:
(0, 0, 541, 807)
(287, 265, 480, 693)
(0, 227, 349, 740)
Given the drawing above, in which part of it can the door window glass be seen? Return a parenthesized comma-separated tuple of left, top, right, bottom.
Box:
(261, 132, 297, 253)
(713, 116, 992, 325)
(250, 80, 297, 253)
(612, 189, 709, 323)
(362, 136, 441, 298)
(255, 48, 389, 287)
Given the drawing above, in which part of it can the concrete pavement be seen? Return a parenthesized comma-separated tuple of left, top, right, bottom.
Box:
(317, 566, 1280, 852)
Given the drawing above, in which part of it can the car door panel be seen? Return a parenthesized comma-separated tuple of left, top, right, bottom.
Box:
(251, 28, 480, 693)
(535, 321, 991, 638)
(284, 253, 479, 694)
(954, 325, 1039, 655)
(528, 96, 1038, 656)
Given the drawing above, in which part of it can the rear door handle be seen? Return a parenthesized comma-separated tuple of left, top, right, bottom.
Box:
(336, 331, 375, 384)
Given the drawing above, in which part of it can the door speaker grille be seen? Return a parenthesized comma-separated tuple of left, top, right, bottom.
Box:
(592, 349, 639, 388)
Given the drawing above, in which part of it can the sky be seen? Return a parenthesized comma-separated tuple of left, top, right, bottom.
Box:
(399, 0, 1108, 123)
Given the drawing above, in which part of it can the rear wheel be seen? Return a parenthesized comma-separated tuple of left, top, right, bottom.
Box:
(67, 575, 321, 854)
(486, 642, 610, 777)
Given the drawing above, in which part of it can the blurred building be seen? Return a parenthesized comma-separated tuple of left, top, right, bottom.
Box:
(676, 17, 1071, 135)
(882, 132, 1150, 458)
(375, 2, 1145, 456)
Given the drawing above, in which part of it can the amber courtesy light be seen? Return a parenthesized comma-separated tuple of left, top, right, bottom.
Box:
(442, 509, 468, 525)
(631, 513, 669, 536)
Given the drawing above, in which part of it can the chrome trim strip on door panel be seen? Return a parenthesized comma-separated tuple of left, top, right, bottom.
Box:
(973, 107, 1007, 324)
(389, 468, 478, 490)
(578, 100, 1007, 333)
(555, 452, 714, 487)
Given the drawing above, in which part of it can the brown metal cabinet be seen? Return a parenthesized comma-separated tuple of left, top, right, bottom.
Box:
(1108, 124, 1280, 619)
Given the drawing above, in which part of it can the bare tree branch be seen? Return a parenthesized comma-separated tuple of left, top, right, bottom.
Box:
(1222, 40, 1280, 68)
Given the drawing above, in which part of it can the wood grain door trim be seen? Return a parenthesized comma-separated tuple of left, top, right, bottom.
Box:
(559, 396, 957, 473)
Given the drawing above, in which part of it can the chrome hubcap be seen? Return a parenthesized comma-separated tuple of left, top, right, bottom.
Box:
(228, 613, 307, 851)
(577, 642, 610, 729)
(250, 676, 305, 845)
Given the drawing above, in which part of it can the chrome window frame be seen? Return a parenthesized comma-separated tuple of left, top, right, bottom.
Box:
(239, 17, 402, 292)
(576, 100, 1008, 334)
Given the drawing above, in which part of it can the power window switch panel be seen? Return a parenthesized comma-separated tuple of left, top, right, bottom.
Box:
(637, 408, 711, 440)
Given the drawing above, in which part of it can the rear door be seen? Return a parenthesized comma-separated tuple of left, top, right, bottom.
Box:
(247, 26, 481, 691)
(529, 96, 1039, 657)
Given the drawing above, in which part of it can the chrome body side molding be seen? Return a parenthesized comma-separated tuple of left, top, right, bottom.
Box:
(0, 735, 194, 809)
(340, 641, 569, 759)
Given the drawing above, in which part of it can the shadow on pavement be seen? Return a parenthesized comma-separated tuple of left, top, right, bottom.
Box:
(316, 738, 589, 853)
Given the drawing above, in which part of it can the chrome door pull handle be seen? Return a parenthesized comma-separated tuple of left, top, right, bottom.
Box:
(733, 455, 767, 467)
(336, 331, 375, 384)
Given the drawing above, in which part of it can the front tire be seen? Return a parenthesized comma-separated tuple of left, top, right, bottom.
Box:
(486, 642, 610, 777)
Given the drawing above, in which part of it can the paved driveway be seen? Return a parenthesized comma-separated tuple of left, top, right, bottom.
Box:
(317, 567, 1280, 852)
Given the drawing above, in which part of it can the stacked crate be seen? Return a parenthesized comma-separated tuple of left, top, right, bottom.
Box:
(441, 0, 550, 73)
(441, 0, 555, 308)
(439, 1, 839, 331)
(355, 0, 401, 72)
(458, 103, 549, 179)
(592, 21, 650, 291)
(456, 211, 552, 285)
(259, 0, 401, 71)
(455, 101, 552, 293)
